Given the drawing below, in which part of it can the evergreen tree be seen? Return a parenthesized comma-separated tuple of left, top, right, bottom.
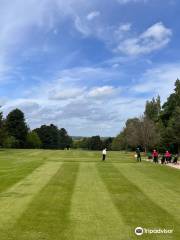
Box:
(144, 96, 161, 122)
(5, 109, 28, 148)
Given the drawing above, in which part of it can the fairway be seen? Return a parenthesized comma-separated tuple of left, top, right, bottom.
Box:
(0, 150, 179, 240)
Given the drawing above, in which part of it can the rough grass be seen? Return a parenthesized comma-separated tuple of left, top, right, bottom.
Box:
(0, 149, 179, 240)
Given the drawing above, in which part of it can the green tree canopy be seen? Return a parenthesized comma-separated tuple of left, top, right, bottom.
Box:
(5, 109, 28, 148)
(26, 131, 42, 149)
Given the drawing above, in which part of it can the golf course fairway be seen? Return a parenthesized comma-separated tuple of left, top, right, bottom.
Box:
(0, 149, 179, 240)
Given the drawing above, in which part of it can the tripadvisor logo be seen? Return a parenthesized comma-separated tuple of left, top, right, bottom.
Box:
(135, 227, 174, 236)
(135, 227, 143, 236)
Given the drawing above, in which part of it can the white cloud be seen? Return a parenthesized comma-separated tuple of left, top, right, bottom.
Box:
(117, 22, 172, 56)
(131, 63, 180, 102)
(87, 11, 100, 21)
(49, 87, 86, 100)
(88, 86, 117, 98)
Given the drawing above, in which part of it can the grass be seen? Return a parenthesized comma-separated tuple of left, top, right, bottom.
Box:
(0, 149, 179, 239)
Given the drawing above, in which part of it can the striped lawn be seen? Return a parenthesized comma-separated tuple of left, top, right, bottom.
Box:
(0, 149, 179, 240)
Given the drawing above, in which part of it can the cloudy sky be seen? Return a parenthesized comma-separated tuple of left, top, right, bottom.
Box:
(0, 0, 180, 136)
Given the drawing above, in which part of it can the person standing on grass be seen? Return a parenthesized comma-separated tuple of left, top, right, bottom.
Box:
(173, 154, 178, 164)
(152, 150, 158, 163)
(165, 151, 171, 163)
(102, 148, 107, 161)
(136, 148, 141, 162)
(161, 154, 166, 164)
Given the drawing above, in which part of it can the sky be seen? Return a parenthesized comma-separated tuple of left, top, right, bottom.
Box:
(0, 0, 180, 136)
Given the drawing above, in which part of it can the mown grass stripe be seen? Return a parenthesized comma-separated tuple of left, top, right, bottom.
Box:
(68, 163, 128, 240)
(0, 162, 62, 232)
(114, 163, 180, 222)
(98, 163, 180, 240)
(1, 163, 79, 240)
(0, 160, 44, 193)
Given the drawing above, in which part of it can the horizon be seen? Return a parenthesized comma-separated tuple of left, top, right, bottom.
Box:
(0, 0, 180, 137)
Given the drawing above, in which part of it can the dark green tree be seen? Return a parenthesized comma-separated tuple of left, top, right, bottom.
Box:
(5, 109, 28, 148)
(26, 131, 42, 149)
(58, 128, 72, 149)
(88, 136, 102, 150)
(160, 79, 180, 126)
(102, 137, 113, 150)
(144, 96, 161, 122)
(34, 124, 59, 149)
(166, 107, 180, 154)
(0, 111, 7, 146)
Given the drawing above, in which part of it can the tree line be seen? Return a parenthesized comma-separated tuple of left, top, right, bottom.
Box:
(0, 109, 72, 149)
(111, 79, 180, 154)
(73, 136, 113, 150)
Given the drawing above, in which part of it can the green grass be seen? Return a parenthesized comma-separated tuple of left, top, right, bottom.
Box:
(0, 149, 179, 240)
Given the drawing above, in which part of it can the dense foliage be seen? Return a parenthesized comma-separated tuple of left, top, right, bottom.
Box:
(0, 109, 72, 149)
(112, 79, 180, 153)
(34, 125, 72, 149)
(73, 137, 113, 150)
(0, 79, 179, 152)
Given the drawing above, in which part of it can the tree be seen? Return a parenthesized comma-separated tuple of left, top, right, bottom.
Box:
(160, 79, 180, 152)
(26, 131, 42, 149)
(114, 116, 160, 152)
(5, 109, 28, 148)
(124, 118, 141, 149)
(0, 111, 7, 147)
(3, 136, 18, 148)
(88, 136, 102, 150)
(139, 116, 160, 152)
(34, 124, 59, 149)
(160, 79, 180, 126)
(144, 96, 161, 122)
(102, 137, 113, 150)
(58, 128, 72, 149)
(112, 132, 127, 151)
(73, 137, 90, 149)
(166, 107, 180, 154)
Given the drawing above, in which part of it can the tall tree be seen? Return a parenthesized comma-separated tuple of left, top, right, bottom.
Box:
(144, 96, 161, 122)
(0, 111, 7, 146)
(139, 116, 160, 152)
(34, 124, 59, 149)
(161, 79, 180, 126)
(124, 118, 141, 149)
(58, 128, 72, 149)
(166, 107, 180, 154)
(89, 136, 102, 150)
(5, 109, 28, 147)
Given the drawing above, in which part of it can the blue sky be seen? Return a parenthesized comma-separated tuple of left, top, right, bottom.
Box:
(0, 0, 180, 136)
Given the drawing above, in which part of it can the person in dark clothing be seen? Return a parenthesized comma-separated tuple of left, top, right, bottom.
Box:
(136, 148, 141, 162)
(161, 155, 166, 164)
(173, 154, 178, 164)
(102, 148, 107, 161)
(152, 150, 158, 163)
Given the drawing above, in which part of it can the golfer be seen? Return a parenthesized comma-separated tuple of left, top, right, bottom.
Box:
(102, 148, 107, 161)
(136, 148, 141, 162)
(152, 150, 158, 163)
